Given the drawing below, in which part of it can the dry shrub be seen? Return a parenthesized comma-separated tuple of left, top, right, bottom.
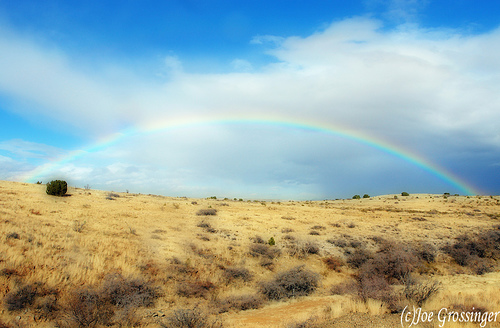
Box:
(197, 221, 217, 233)
(176, 281, 215, 298)
(259, 265, 320, 300)
(62, 274, 160, 327)
(288, 241, 320, 258)
(308, 231, 320, 236)
(322, 256, 345, 272)
(402, 274, 440, 306)
(0, 268, 19, 277)
(216, 294, 264, 313)
(4, 284, 37, 311)
(370, 241, 418, 282)
(34, 295, 59, 321)
(249, 243, 280, 259)
(327, 238, 348, 248)
(442, 228, 500, 272)
(65, 288, 114, 328)
(251, 235, 265, 244)
(330, 280, 359, 295)
(222, 266, 253, 284)
(282, 228, 294, 233)
(196, 209, 217, 216)
(346, 248, 373, 269)
(160, 307, 223, 328)
(99, 273, 160, 308)
(286, 316, 327, 328)
(416, 243, 436, 263)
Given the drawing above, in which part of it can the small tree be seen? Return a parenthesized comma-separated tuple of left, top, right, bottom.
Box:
(401, 192, 409, 196)
(352, 195, 361, 199)
(46, 180, 68, 196)
(363, 194, 370, 198)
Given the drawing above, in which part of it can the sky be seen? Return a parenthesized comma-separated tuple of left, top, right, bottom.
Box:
(0, 0, 499, 200)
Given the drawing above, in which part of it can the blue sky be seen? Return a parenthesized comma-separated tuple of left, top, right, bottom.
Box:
(0, 0, 499, 199)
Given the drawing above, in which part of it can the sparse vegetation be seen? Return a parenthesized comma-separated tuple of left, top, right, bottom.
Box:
(0, 181, 499, 327)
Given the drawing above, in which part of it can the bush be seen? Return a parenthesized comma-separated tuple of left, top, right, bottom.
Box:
(330, 280, 359, 295)
(363, 194, 370, 198)
(46, 180, 68, 196)
(222, 267, 253, 283)
(65, 288, 114, 327)
(402, 275, 440, 306)
(288, 241, 320, 259)
(249, 243, 280, 259)
(352, 195, 361, 199)
(268, 237, 276, 246)
(416, 243, 436, 263)
(99, 273, 160, 308)
(196, 209, 217, 216)
(369, 242, 418, 282)
(401, 192, 409, 196)
(346, 248, 373, 269)
(161, 307, 223, 328)
(322, 256, 344, 272)
(216, 294, 264, 313)
(176, 281, 215, 298)
(4, 284, 37, 311)
(259, 265, 320, 300)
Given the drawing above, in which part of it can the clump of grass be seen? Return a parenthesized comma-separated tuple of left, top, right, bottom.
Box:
(281, 216, 296, 220)
(72, 220, 86, 233)
(259, 265, 320, 300)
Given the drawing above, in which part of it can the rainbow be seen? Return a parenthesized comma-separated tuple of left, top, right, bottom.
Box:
(21, 114, 480, 196)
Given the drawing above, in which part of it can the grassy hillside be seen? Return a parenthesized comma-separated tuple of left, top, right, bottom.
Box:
(1, 180, 500, 327)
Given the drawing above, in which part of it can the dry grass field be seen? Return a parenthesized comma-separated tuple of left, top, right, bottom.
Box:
(1, 180, 500, 327)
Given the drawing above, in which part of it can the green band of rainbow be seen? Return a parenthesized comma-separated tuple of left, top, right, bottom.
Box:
(21, 115, 480, 196)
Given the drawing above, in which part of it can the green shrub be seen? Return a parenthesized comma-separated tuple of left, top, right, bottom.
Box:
(352, 195, 361, 199)
(363, 194, 370, 198)
(401, 192, 409, 196)
(46, 180, 67, 196)
(268, 237, 276, 246)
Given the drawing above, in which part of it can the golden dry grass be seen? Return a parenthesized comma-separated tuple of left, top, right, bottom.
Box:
(0, 180, 499, 327)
